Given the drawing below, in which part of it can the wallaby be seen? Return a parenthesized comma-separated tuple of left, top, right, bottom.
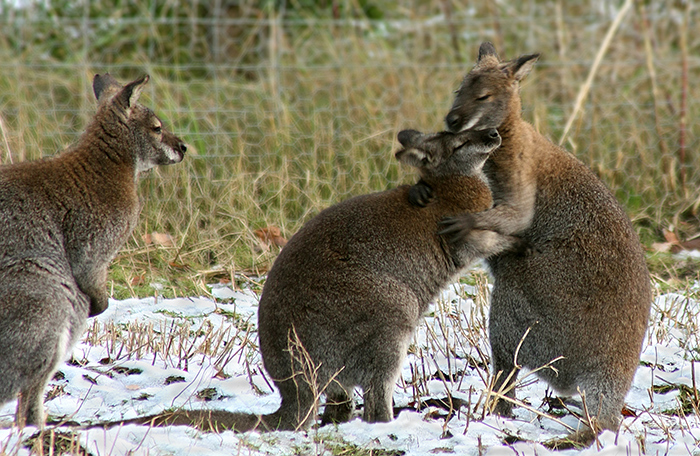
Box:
(0, 73, 186, 427)
(412, 42, 651, 448)
(110, 128, 522, 433)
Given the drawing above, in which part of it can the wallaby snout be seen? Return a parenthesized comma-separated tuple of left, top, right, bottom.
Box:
(445, 112, 462, 133)
(397, 129, 421, 146)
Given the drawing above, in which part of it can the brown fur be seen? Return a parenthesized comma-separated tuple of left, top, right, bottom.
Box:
(436, 42, 652, 448)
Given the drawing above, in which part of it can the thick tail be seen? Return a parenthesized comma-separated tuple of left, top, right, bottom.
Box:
(87, 409, 293, 433)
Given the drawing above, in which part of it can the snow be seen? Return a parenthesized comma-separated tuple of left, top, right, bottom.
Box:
(1, 277, 699, 455)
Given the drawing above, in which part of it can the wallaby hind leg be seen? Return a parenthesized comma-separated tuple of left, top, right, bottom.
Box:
(545, 375, 625, 449)
(321, 385, 353, 425)
(362, 374, 400, 423)
(489, 357, 520, 417)
(267, 375, 318, 431)
(16, 377, 49, 428)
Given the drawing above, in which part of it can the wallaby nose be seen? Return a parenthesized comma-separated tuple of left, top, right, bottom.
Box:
(178, 142, 187, 155)
(486, 128, 499, 139)
(445, 112, 462, 132)
(397, 129, 421, 147)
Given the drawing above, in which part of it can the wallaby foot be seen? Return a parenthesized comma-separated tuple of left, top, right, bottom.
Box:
(362, 381, 395, 423)
(321, 390, 354, 425)
(543, 428, 596, 450)
(16, 382, 46, 428)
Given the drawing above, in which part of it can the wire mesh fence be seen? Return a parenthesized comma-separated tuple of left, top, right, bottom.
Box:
(0, 0, 699, 273)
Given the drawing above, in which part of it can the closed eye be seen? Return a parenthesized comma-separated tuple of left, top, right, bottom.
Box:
(476, 94, 491, 101)
(454, 141, 470, 152)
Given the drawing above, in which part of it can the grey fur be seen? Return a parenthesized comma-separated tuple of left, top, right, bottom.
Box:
(439, 42, 652, 448)
(0, 74, 186, 427)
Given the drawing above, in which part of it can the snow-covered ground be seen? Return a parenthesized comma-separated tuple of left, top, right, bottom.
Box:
(1, 272, 699, 455)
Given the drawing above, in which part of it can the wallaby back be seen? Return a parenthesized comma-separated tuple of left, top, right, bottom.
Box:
(115, 128, 520, 433)
(440, 42, 652, 449)
(0, 74, 185, 427)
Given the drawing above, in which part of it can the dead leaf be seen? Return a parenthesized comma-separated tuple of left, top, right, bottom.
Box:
(130, 274, 146, 287)
(143, 231, 176, 248)
(254, 226, 287, 248)
(168, 261, 188, 270)
(663, 228, 680, 244)
(655, 228, 700, 254)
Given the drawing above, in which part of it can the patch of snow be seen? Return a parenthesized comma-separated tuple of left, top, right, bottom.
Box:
(1, 280, 699, 455)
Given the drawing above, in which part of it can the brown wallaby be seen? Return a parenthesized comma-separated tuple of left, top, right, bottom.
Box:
(0, 73, 186, 427)
(413, 42, 651, 448)
(109, 128, 523, 433)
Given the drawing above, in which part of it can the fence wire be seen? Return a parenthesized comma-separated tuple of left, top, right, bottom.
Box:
(0, 1, 699, 269)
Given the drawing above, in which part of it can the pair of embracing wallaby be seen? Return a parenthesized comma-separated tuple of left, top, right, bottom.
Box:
(260, 43, 649, 448)
(0, 74, 186, 427)
(131, 43, 650, 450)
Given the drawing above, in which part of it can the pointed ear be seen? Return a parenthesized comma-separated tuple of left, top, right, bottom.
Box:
(93, 73, 122, 102)
(478, 42, 499, 61)
(501, 53, 540, 82)
(395, 148, 433, 168)
(116, 75, 149, 110)
(476, 41, 500, 67)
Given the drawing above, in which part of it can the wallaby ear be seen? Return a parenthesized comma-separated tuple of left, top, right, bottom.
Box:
(93, 73, 122, 102)
(395, 148, 434, 168)
(476, 41, 500, 68)
(117, 74, 150, 110)
(501, 53, 540, 82)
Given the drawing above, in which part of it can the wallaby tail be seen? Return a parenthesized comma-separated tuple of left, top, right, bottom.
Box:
(87, 409, 294, 433)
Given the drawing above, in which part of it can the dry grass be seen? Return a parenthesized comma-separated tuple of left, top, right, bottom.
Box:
(0, 1, 699, 295)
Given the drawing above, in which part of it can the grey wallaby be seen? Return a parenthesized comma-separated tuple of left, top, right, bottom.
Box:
(413, 42, 651, 448)
(110, 127, 522, 433)
(0, 73, 186, 427)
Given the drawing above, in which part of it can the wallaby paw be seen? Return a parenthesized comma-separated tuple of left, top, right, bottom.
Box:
(438, 214, 475, 245)
(513, 237, 538, 257)
(408, 180, 433, 207)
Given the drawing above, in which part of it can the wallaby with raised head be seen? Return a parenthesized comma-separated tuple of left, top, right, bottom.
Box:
(111, 127, 522, 433)
(0, 73, 186, 427)
(413, 42, 651, 448)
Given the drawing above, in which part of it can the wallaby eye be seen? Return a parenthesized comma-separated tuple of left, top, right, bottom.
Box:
(153, 126, 162, 134)
(454, 141, 470, 152)
(476, 94, 491, 101)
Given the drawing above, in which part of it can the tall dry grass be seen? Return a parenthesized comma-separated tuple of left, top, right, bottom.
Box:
(0, 0, 699, 295)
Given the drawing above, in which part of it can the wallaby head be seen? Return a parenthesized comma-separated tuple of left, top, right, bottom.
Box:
(445, 42, 539, 133)
(395, 128, 501, 179)
(91, 73, 186, 173)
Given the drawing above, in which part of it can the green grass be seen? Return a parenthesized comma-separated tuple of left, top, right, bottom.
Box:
(1, 1, 700, 297)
